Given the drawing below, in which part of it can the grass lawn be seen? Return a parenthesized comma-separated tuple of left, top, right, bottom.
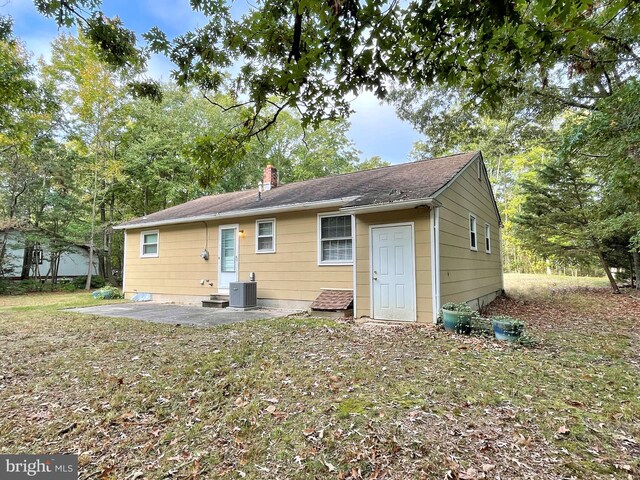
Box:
(0, 276, 638, 479)
(503, 272, 611, 299)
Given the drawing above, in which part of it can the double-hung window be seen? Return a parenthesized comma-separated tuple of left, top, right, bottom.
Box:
(319, 214, 353, 264)
(256, 219, 276, 253)
(140, 230, 159, 257)
(469, 214, 478, 251)
(485, 223, 491, 253)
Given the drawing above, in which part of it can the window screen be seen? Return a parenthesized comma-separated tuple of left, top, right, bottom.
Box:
(256, 220, 275, 252)
(320, 215, 352, 263)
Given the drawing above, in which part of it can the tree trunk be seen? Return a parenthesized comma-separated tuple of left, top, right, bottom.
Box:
(32, 252, 41, 283)
(597, 250, 621, 294)
(503, 244, 511, 272)
(20, 244, 33, 280)
(633, 250, 640, 291)
(51, 252, 60, 286)
(102, 229, 114, 284)
(104, 192, 116, 284)
(99, 185, 107, 279)
(0, 231, 9, 277)
(85, 168, 98, 290)
(97, 251, 106, 278)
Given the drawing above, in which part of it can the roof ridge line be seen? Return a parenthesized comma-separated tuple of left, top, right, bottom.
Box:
(189, 152, 479, 203)
(255, 150, 479, 191)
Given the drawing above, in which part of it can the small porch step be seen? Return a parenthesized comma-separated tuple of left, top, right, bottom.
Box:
(202, 294, 229, 308)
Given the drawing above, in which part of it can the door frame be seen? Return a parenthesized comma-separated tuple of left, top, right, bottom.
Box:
(369, 222, 417, 322)
(218, 224, 239, 291)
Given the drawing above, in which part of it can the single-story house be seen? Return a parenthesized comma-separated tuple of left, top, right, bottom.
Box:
(0, 228, 98, 280)
(115, 151, 503, 323)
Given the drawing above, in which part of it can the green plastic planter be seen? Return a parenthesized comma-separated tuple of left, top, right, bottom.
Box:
(442, 309, 472, 335)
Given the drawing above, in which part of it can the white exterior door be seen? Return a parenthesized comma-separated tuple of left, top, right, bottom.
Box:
(371, 224, 416, 322)
(218, 225, 238, 291)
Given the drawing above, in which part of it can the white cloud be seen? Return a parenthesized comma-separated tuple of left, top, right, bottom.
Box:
(348, 91, 422, 164)
(4, 0, 76, 61)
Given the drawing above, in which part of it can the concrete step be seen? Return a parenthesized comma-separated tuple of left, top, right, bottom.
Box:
(202, 299, 229, 308)
(209, 294, 229, 301)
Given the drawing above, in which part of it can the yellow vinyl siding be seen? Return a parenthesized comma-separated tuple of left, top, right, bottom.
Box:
(437, 161, 503, 305)
(354, 208, 432, 324)
(123, 157, 500, 315)
(125, 223, 213, 295)
(124, 209, 352, 302)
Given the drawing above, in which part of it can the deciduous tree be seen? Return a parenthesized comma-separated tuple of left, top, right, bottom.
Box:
(34, 0, 639, 143)
(43, 32, 130, 287)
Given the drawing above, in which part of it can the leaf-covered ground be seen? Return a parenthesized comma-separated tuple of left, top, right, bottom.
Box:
(0, 279, 638, 479)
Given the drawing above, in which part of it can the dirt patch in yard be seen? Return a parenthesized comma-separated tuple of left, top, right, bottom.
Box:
(485, 287, 640, 332)
(0, 289, 638, 479)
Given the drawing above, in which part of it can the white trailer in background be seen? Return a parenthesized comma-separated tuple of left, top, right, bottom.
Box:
(0, 229, 98, 280)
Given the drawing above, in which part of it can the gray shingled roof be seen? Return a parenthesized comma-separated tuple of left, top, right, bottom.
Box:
(118, 152, 479, 228)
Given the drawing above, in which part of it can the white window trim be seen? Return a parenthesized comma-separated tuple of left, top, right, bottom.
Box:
(485, 223, 491, 254)
(255, 218, 276, 254)
(317, 213, 354, 266)
(140, 229, 159, 258)
(469, 214, 478, 251)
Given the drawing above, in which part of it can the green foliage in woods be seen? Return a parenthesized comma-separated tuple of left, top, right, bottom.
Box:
(385, 3, 640, 287)
(0, 23, 375, 285)
(3, 0, 640, 288)
(33, 1, 640, 123)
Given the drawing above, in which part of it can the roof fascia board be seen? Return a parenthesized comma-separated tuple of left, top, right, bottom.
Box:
(430, 151, 482, 199)
(339, 199, 436, 215)
(114, 197, 358, 230)
(480, 156, 504, 227)
(430, 151, 503, 227)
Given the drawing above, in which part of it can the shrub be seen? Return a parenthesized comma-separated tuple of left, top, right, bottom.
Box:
(19, 279, 43, 292)
(92, 286, 123, 300)
(439, 302, 477, 325)
(72, 276, 106, 289)
(470, 316, 494, 337)
(441, 302, 474, 314)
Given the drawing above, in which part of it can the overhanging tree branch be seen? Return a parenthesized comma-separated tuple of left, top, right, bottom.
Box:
(531, 90, 597, 112)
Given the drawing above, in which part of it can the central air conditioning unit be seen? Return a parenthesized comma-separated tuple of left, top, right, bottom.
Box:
(229, 281, 258, 308)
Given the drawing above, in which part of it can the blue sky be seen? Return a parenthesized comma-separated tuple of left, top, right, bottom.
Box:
(3, 0, 423, 164)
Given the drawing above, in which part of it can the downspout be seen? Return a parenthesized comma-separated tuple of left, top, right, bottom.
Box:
(351, 215, 357, 318)
(499, 227, 505, 293)
(122, 230, 127, 297)
(430, 206, 441, 323)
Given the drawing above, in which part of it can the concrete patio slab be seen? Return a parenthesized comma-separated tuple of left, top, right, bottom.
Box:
(68, 302, 302, 327)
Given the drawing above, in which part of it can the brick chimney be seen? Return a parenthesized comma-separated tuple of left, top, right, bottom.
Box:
(263, 164, 278, 191)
